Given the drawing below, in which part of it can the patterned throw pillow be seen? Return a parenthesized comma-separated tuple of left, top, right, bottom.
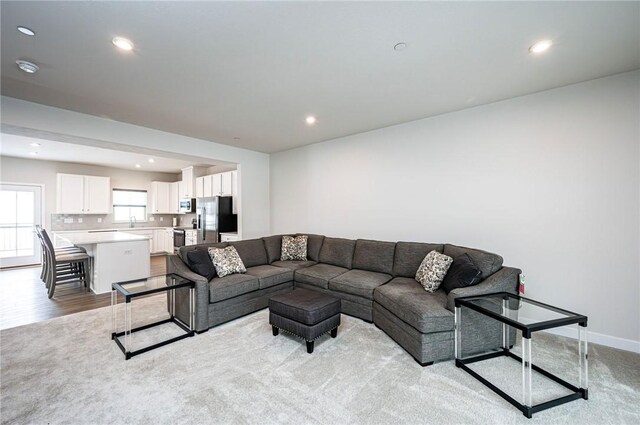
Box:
(415, 250, 454, 293)
(208, 246, 246, 278)
(281, 235, 308, 261)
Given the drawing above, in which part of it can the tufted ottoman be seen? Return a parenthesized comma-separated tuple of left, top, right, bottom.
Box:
(269, 288, 341, 353)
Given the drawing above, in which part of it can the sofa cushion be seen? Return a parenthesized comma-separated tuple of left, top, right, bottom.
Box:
(352, 239, 396, 275)
(393, 242, 444, 277)
(374, 277, 453, 333)
(245, 265, 294, 289)
(271, 260, 317, 270)
(262, 235, 293, 264)
(443, 244, 503, 279)
(186, 249, 216, 280)
(209, 273, 259, 303)
(415, 251, 453, 293)
(295, 263, 349, 289)
(441, 253, 483, 294)
(318, 237, 356, 269)
(329, 269, 393, 300)
(229, 239, 268, 268)
(208, 246, 246, 278)
(179, 242, 227, 267)
(298, 233, 325, 262)
(281, 235, 308, 261)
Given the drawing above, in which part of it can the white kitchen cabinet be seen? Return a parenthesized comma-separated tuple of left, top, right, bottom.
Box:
(195, 176, 205, 198)
(202, 175, 212, 197)
(56, 173, 110, 214)
(221, 172, 233, 196)
(152, 228, 175, 254)
(83, 176, 111, 214)
(185, 229, 197, 246)
(152, 229, 163, 253)
(211, 174, 222, 196)
(178, 180, 186, 201)
(169, 182, 180, 214)
(182, 167, 195, 199)
(220, 233, 238, 242)
(165, 228, 174, 253)
(150, 182, 171, 214)
(231, 170, 238, 214)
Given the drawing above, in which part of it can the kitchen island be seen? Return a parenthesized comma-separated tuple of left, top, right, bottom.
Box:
(54, 232, 151, 294)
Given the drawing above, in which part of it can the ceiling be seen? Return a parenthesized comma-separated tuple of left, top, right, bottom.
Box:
(1, 2, 639, 154)
(0, 133, 219, 173)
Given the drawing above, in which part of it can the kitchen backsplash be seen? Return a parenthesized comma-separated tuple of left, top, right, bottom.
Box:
(50, 213, 196, 231)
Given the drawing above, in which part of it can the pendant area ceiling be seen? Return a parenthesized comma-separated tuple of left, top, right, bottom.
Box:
(1, 1, 639, 154)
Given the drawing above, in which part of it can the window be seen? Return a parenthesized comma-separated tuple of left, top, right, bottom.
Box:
(112, 189, 147, 222)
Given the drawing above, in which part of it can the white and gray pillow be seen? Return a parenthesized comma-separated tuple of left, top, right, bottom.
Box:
(208, 246, 246, 278)
(280, 235, 308, 261)
(415, 250, 453, 292)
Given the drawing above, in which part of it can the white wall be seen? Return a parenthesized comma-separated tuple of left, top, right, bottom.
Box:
(0, 97, 271, 240)
(271, 71, 640, 350)
(0, 156, 179, 229)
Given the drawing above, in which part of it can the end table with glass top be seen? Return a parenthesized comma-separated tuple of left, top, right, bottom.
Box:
(111, 274, 195, 360)
(454, 292, 588, 419)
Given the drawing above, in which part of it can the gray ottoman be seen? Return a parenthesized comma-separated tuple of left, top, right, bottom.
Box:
(269, 288, 341, 353)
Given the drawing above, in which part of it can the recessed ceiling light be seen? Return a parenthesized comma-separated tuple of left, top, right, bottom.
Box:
(16, 60, 39, 74)
(148, 158, 155, 163)
(135, 164, 141, 168)
(17, 26, 35, 36)
(394, 42, 407, 51)
(29, 151, 38, 156)
(29, 142, 41, 147)
(112, 36, 134, 51)
(529, 39, 553, 54)
(305, 116, 317, 125)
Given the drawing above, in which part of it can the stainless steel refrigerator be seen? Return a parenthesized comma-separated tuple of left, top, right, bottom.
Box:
(196, 196, 237, 244)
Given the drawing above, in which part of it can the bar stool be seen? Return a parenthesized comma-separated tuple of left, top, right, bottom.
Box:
(38, 227, 91, 298)
(34, 226, 85, 284)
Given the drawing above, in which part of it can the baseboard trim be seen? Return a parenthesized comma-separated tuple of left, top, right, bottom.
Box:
(520, 316, 640, 353)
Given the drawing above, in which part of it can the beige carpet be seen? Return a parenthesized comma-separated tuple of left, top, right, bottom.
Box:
(1, 295, 639, 424)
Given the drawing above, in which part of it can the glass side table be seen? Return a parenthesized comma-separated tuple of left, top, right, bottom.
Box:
(454, 292, 588, 418)
(111, 274, 195, 360)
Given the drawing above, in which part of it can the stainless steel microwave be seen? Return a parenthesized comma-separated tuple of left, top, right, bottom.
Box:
(179, 198, 196, 213)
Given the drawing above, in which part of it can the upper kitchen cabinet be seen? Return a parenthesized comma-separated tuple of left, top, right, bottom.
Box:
(169, 181, 180, 214)
(181, 166, 195, 199)
(150, 181, 171, 214)
(195, 175, 206, 198)
(56, 173, 110, 214)
(212, 174, 223, 196)
(221, 172, 232, 196)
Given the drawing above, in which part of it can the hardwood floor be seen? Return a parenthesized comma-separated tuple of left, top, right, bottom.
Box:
(0, 255, 166, 330)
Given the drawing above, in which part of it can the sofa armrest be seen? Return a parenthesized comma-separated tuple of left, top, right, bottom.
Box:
(166, 254, 210, 332)
(446, 266, 522, 312)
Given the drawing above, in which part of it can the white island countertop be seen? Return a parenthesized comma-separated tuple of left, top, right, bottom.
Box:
(55, 231, 150, 245)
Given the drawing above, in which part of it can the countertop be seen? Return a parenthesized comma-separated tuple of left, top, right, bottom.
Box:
(54, 227, 176, 234)
(55, 232, 150, 245)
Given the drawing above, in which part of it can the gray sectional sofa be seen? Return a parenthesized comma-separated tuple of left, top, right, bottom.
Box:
(167, 234, 521, 365)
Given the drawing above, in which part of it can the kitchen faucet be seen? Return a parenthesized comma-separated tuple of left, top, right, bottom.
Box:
(129, 216, 136, 228)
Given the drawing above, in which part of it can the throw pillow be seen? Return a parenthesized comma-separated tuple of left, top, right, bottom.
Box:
(208, 246, 246, 278)
(415, 250, 453, 293)
(186, 249, 216, 280)
(281, 235, 308, 261)
(441, 253, 483, 294)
